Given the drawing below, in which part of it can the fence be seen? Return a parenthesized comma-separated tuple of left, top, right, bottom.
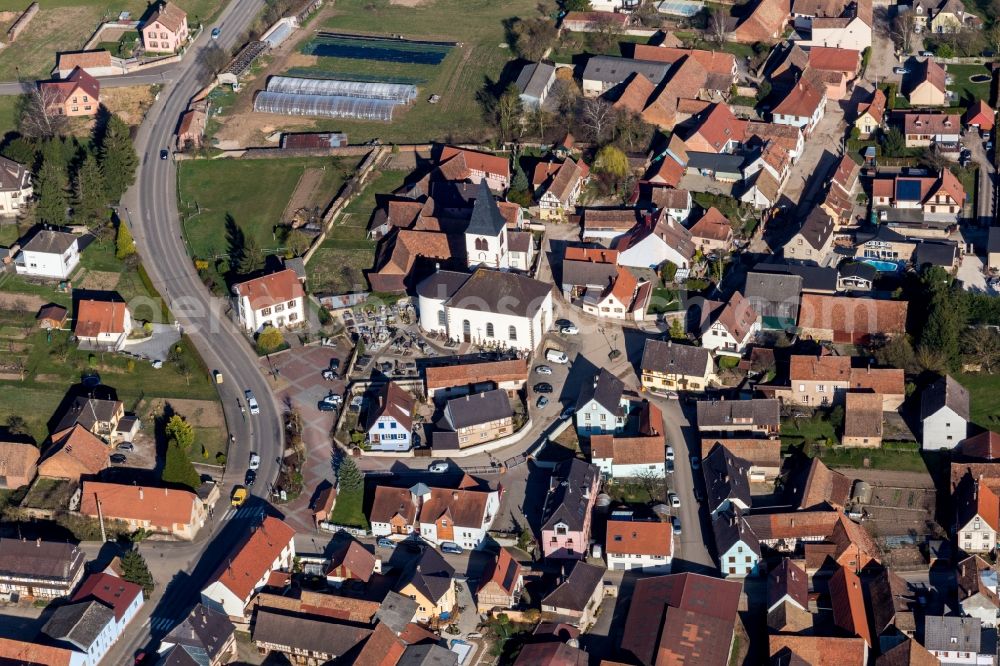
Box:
(8, 3, 39, 43)
(319, 521, 368, 536)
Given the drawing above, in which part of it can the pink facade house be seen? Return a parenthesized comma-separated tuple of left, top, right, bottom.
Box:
(540, 458, 601, 559)
(142, 2, 189, 53)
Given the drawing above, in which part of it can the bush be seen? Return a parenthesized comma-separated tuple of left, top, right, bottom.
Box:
(318, 307, 333, 326)
(684, 278, 709, 292)
(718, 356, 740, 370)
(257, 326, 285, 354)
(883, 440, 920, 452)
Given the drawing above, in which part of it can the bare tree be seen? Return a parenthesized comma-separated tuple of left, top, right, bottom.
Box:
(495, 84, 524, 144)
(17, 87, 68, 139)
(890, 10, 915, 54)
(592, 13, 625, 52)
(962, 327, 1000, 373)
(708, 7, 730, 44)
(527, 107, 551, 141)
(200, 43, 231, 77)
(579, 97, 613, 143)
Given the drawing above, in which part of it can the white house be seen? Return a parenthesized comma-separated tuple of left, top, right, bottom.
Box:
(465, 182, 510, 270)
(925, 616, 992, 666)
(772, 79, 827, 134)
(0, 156, 32, 217)
(957, 555, 1000, 628)
(920, 375, 969, 449)
(15, 230, 79, 279)
(616, 210, 696, 275)
(533, 158, 589, 221)
(74, 299, 133, 351)
(515, 61, 556, 110)
(803, 14, 873, 51)
(699, 292, 761, 357)
(416, 268, 553, 353)
(575, 368, 629, 436)
(232, 269, 305, 334)
(956, 477, 1000, 555)
(713, 509, 761, 578)
(657, 189, 693, 224)
(365, 382, 416, 452)
(369, 483, 501, 550)
(605, 519, 673, 573)
(201, 517, 296, 619)
(591, 434, 666, 478)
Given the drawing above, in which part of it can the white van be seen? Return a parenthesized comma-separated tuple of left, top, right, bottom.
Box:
(545, 349, 569, 364)
(666, 445, 674, 461)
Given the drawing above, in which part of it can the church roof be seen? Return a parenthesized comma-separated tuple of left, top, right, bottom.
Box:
(466, 181, 507, 237)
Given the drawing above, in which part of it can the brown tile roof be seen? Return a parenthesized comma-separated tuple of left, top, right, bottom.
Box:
(425, 358, 527, 391)
(915, 58, 947, 95)
(440, 146, 510, 180)
(701, 439, 781, 469)
(208, 516, 295, 602)
(965, 99, 995, 131)
(773, 78, 825, 119)
(72, 572, 143, 621)
(844, 392, 884, 439)
(745, 510, 840, 541)
(746, 121, 802, 153)
(951, 462, 1000, 489)
(328, 540, 378, 583)
(582, 209, 639, 232)
(933, 167, 966, 206)
(652, 56, 709, 113)
(857, 88, 887, 125)
(57, 50, 112, 72)
(39, 425, 108, 479)
(146, 1, 187, 32)
(957, 555, 1000, 610)
(654, 188, 691, 211)
(876, 636, 939, 666)
(590, 434, 665, 466)
(829, 514, 881, 570)
(830, 566, 872, 646)
(40, 67, 100, 106)
(688, 103, 747, 152)
(538, 158, 589, 203)
(790, 354, 851, 381)
(613, 73, 661, 118)
(418, 486, 492, 530)
(768, 558, 808, 609)
(708, 291, 759, 341)
(733, 0, 791, 42)
(689, 207, 732, 243)
(769, 635, 867, 666)
(605, 519, 672, 557)
(370, 486, 418, 526)
(79, 481, 198, 528)
(0, 638, 75, 665)
(808, 46, 861, 73)
(353, 623, 406, 666)
(478, 547, 522, 596)
(75, 299, 128, 338)
(632, 46, 736, 77)
(903, 112, 960, 136)
(0, 441, 39, 482)
(798, 294, 908, 337)
(365, 382, 415, 431)
(37, 304, 68, 327)
(564, 246, 619, 263)
(830, 154, 860, 195)
(254, 591, 380, 623)
(958, 431, 1000, 460)
(796, 457, 852, 509)
(514, 642, 589, 666)
(233, 269, 304, 311)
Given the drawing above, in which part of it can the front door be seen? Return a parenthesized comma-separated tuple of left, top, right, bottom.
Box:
(463, 320, 471, 343)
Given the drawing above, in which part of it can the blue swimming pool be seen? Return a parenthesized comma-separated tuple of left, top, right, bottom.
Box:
(862, 259, 900, 272)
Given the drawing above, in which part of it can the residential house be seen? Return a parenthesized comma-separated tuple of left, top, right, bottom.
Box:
(965, 99, 995, 132)
(803, 513, 881, 574)
(713, 508, 761, 577)
(37, 304, 68, 330)
(931, 0, 982, 32)
(830, 566, 872, 647)
(540, 458, 601, 559)
(696, 399, 781, 437)
(843, 391, 883, 447)
(15, 230, 79, 280)
(921, 375, 969, 449)
(906, 58, 948, 106)
(854, 225, 917, 263)
(508, 229, 534, 271)
(38, 425, 108, 481)
(702, 439, 782, 480)
(515, 61, 556, 110)
(476, 548, 523, 613)
(807, 47, 862, 99)
(365, 382, 416, 452)
(0, 538, 86, 599)
(911, 0, 938, 31)
(326, 538, 379, 586)
(434, 389, 514, 450)
(574, 368, 629, 436)
(871, 169, 966, 225)
(232, 269, 305, 334)
(688, 207, 734, 254)
(744, 270, 803, 330)
(703, 444, 752, 517)
(395, 547, 456, 623)
(655, 188, 693, 223)
(200, 516, 296, 619)
(957, 555, 1000, 627)
(747, 120, 806, 160)
(855, 88, 886, 138)
(580, 265, 652, 322)
(784, 208, 835, 263)
(740, 167, 784, 209)
(416, 269, 553, 353)
(876, 638, 936, 665)
(868, 566, 916, 638)
(73, 298, 131, 351)
(903, 112, 961, 149)
(560, 10, 631, 32)
(784, 456, 853, 510)
(955, 473, 999, 554)
(772, 79, 827, 134)
(0, 157, 31, 218)
(756, 261, 839, 293)
(438, 146, 511, 191)
(252, 610, 371, 663)
(369, 481, 501, 549)
(424, 358, 527, 402)
(0, 441, 38, 489)
(640, 339, 716, 392)
(53, 396, 126, 444)
(580, 209, 640, 242)
(767, 559, 811, 633)
(957, 431, 1000, 460)
(157, 603, 237, 666)
(142, 1, 189, 52)
(770, 636, 869, 665)
(745, 510, 841, 552)
(55, 50, 123, 79)
(821, 154, 861, 227)
(621, 572, 742, 666)
(605, 519, 673, 573)
(533, 158, 589, 221)
(797, 294, 908, 344)
(591, 431, 666, 479)
(915, 239, 959, 269)
(698, 291, 761, 357)
(580, 55, 669, 97)
(924, 615, 992, 665)
(79, 482, 207, 540)
(39, 67, 100, 117)
(682, 103, 746, 154)
(616, 209, 696, 274)
(784, 353, 850, 406)
(796, 0, 874, 50)
(540, 561, 606, 627)
(837, 264, 873, 290)
(513, 642, 588, 666)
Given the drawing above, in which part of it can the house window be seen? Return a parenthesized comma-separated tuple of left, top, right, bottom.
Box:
(274, 304, 284, 313)
(508, 326, 517, 341)
(261, 307, 272, 316)
(486, 323, 495, 338)
(437, 310, 446, 327)
(289, 313, 298, 322)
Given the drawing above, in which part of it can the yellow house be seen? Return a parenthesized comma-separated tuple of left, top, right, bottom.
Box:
(396, 548, 456, 623)
(854, 89, 885, 138)
(930, 0, 981, 33)
(906, 59, 947, 107)
(640, 339, 716, 392)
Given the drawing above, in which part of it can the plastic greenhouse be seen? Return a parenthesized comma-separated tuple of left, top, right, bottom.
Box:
(253, 91, 398, 120)
(266, 76, 417, 102)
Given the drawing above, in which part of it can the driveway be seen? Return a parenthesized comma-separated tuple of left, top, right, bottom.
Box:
(781, 103, 846, 214)
(965, 130, 996, 226)
(122, 322, 182, 361)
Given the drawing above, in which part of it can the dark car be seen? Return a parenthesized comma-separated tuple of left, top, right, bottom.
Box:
(533, 382, 553, 394)
(159, 149, 169, 160)
(245, 470, 256, 486)
(110, 453, 127, 464)
(536, 395, 549, 408)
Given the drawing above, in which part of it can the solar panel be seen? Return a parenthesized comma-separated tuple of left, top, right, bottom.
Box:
(896, 179, 922, 202)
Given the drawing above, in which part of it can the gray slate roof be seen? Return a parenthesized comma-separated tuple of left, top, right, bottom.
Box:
(0, 538, 85, 583)
(792, 208, 834, 252)
(744, 270, 803, 321)
(417, 270, 470, 301)
(442, 389, 513, 430)
(252, 609, 371, 657)
(0, 156, 28, 192)
(515, 61, 555, 100)
(22, 229, 77, 255)
(575, 368, 625, 414)
(702, 444, 752, 513)
(55, 396, 121, 434)
(921, 375, 970, 421)
(923, 615, 981, 653)
(399, 644, 460, 666)
(712, 508, 760, 557)
(562, 260, 617, 291)
(754, 262, 838, 293)
(989, 226, 1000, 253)
(686, 152, 746, 174)
(856, 225, 908, 245)
(541, 561, 606, 612)
(914, 240, 958, 267)
(696, 399, 780, 430)
(641, 339, 711, 378)
(447, 269, 551, 318)
(581, 55, 670, 85)
(43, 600, 115, 651)
(376, 591, 418, 634)
(838, 262, 877, 282)
(541, 458, 599, 532)
(397, 547, 455, 605)
(466, 181, 507, 237)
(161, 602, 235, 663)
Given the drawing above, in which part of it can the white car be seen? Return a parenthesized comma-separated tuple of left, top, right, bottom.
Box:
(545, 349, 569, 364)
(666, 445, 674, 461)
(669, 492, 681, 508)
(534, 365, 553, 375)
(249, 453, 261, 470)
(428, 462, 449, 473)
(560, 324, 579, 335)
(244, 390, 260, 415)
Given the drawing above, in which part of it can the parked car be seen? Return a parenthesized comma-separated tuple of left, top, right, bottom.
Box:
(666, 459, 674, 473)
(893, 66, 908, 75)
(377, 538, 396, 549)
(213, 370, 223, 384)
(669, 493, 681, 509)
(211, 26, 221, 38)
(441, 542, 464, 554)
(245, 470, 256, 486)
(245, 390, 260, 415)
(666, 445, 674, 460)
(428, 462, 449, 473)
(690, 455, 701, 470)
(318, 393, 341, 411)
(533, 382, 553, 394)
(560, 324, 579, 335)
(919, 50, 934, 57)
(545, 349, 569, 364)
(116, 442, 134, 452)
(231, 487, 248, 506)
(534, 365, 553, 375)
(672, 517, 682, 535)
(110, 453, 127, 464)
(249, 453, 261, 470)
(536, 395, 549, 408)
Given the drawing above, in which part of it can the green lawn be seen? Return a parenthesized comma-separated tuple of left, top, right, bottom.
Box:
(549, 33, 650, 64)
(957, 373, 1000, 430)
(946, 64, 993, 106)
(327, 487, 368, 529)
(781, 415, 839, 445)
(177, 156, 355, 262)
(0, 95, 18, 137)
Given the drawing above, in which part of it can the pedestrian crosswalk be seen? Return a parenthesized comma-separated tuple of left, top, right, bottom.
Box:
(220, 504, 266, 522)
(149, 616, 176, 632)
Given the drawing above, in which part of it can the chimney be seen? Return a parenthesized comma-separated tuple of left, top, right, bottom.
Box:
(452, 491, 459, 500)
(36, 538, 40, 547)
(138, 488, 144, 501)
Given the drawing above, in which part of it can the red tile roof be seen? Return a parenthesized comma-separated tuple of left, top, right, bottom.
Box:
(39, 424, 108, 479)
(478, 547, 522, 596)
(849, 367, 904, 396)
(75, 299, 128, 338)
(903, 112, 960, 136)
(689, 207, 733, 242)
(146, 1, 187, 32)
(440, 146, 510, 179)
(844, 391, 883, 439)
(208, 516, 295, 602)
(966, 99, 996, 131)
(798, 294, 908, 337)
(773, 78, 825, 119)
(40, 67, 100, 106)
(0, 638, 75, 665)
(958, 431, 1000, 460)
(770, 635, 867, 665)
(857, 88, 886, 125)
(829, 566, 872, 646)
(808, 46, 861, 73)
(606, 519, 672, 557)
(72, 572, 142, 621)
(591, 434, 666, 466)
(233, 269, 304, 311)
(563, 247, 619, 263)
(790, 354, 851, 381)
(632, 46, 736, 77)
(425, 358, 528, 391)
(80, 482, 198, 529)
(688, 103, 747, 152)
(733, 0, 791, 42)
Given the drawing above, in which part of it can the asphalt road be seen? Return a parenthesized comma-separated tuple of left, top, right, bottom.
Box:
(102, 1, 272, 662)
(0, 65, 178, 95)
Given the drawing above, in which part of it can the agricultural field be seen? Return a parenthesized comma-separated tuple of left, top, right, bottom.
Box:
(0, 0, 222, 81)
